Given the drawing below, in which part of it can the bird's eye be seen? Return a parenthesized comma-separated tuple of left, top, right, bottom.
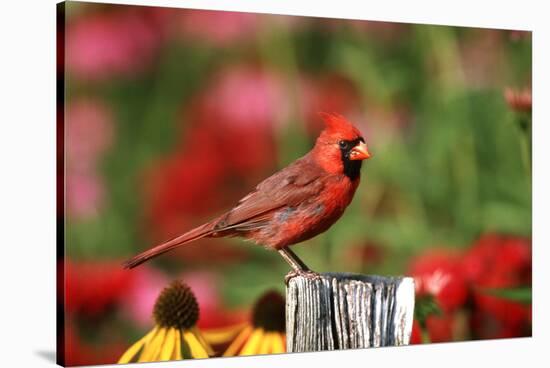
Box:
(338, 140, 348, 149)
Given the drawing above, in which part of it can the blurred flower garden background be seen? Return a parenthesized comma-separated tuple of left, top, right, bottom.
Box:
(59, 2, 532, 366)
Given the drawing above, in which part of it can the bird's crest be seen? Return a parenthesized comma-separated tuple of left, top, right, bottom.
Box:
(318, 112, 362, 140)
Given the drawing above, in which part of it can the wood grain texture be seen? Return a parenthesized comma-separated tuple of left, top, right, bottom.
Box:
(286, 273, 415, 352)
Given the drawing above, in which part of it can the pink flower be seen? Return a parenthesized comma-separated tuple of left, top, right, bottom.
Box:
(504, 87, 532, 112)
(66, 8, 163, 80)
(176, 66, 286, 176)
(180, 271, 220, 312)
(65, 98, 114, 219)
(197, 66, 288, 130)
(177, 9, 259, 46)
(187, 66, 288, 175)
(66, 172, 104, 219)
(66, 98, 114, 172)
(122, 266, 169, 328)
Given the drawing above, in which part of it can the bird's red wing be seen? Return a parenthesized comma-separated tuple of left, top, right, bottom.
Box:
(122, 155, 325, 269)
(212, 156, 325, 232)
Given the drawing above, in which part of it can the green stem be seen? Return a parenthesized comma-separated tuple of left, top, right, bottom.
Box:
(420, 326, 432, 344)
(517, 114, 532, 177)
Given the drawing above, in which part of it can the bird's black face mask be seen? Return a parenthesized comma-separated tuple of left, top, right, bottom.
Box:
(338, 138, 365, 180)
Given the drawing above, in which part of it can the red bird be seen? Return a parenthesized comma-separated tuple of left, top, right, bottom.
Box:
(123, 113, 371, 279)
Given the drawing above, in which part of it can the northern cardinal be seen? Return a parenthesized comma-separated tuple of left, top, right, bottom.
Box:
(123, 113, 371, 278)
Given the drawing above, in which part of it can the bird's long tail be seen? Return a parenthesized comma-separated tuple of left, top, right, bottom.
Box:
(122, 222, 215, 269)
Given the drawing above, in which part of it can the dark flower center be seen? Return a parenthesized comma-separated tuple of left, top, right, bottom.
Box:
(153, 280, 199, 330)
(251, 290, 286, 332)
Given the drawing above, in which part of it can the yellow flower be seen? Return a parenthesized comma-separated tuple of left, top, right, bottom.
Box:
(202, 290, 286, 356)
(118, 280, 213, 364)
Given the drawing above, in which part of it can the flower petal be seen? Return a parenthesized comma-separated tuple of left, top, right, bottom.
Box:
(201, 323, 247, 345)
(222, 325, 253, 357)
(159, 328, 177, 361)
(139, 327, 167, 362)
(239, 328, 264, 356)
(192, 327, 214, 356)
(271, 333, 285, 354)
(258, 332, 273, 354)
(183, 330, 209, 358)
(117, 327, 157, 364)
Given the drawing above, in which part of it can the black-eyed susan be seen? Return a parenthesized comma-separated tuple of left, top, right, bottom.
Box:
(202, 290, 286, 356)
(118, 280, 213, 364)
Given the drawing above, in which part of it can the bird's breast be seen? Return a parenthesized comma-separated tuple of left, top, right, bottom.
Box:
(250, 175, 360, 249)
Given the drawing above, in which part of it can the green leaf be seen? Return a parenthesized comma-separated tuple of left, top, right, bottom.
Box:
(480, 287, 532, 304)
(414, 294, 442, 328)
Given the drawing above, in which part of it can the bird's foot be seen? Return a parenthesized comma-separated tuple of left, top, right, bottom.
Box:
(284, 269, 322, 285)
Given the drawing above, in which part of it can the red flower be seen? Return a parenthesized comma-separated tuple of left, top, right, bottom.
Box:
(425, 314, 455, 343)
(144, 146, 227, 238)
(463, 233, 531, 285)
(409, 319, 422, 344)
(184, 119, 276, 178)
(470, 309, 531, 340)
(64, 260, 135, 317)
(463, 234, 531, 337)
(409, 249, 468, 313)
(410, 314, 456, 344)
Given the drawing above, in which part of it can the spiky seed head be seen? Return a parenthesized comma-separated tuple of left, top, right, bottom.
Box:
(153, 280, 199, 330)
(251, 290, 285, 332)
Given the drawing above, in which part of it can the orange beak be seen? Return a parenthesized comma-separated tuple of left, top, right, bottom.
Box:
(349, 141, 371, 161)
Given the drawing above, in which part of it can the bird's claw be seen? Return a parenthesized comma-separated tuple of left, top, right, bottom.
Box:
(284, 269, 322, 285)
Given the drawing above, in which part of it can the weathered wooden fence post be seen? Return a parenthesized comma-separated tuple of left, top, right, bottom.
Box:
(286, 272, 415, 352)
